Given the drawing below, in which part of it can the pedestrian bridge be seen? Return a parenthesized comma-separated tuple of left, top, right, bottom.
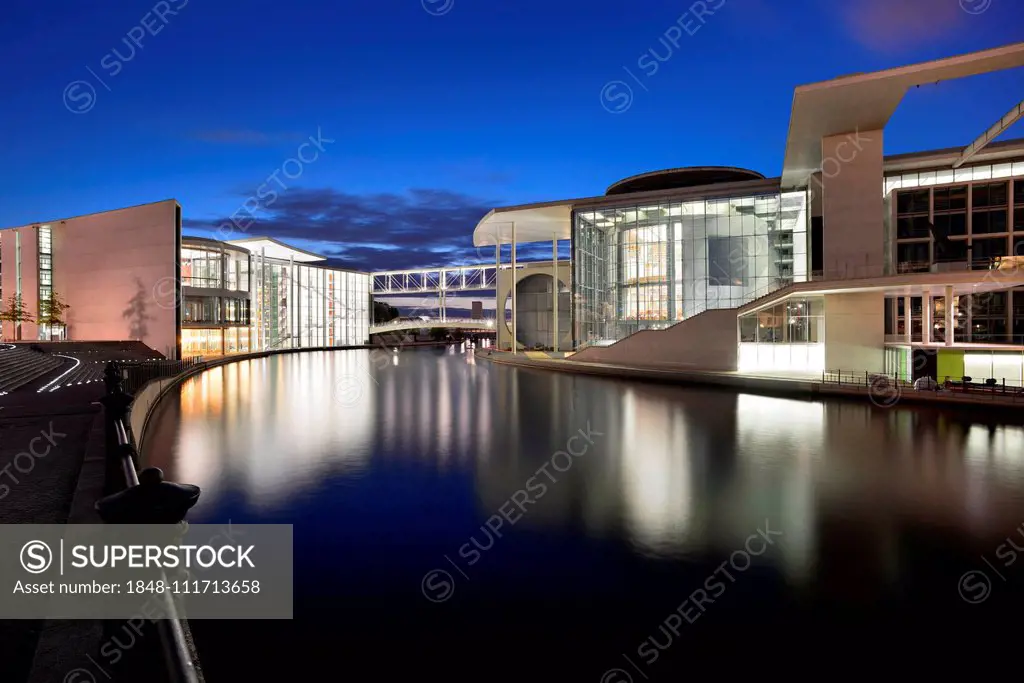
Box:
(369, 317, 496, 335)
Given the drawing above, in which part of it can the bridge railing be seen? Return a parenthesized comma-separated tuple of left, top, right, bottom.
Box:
(370, 318, 496, 332)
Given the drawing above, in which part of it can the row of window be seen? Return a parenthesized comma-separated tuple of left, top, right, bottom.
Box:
(896, 209, 1024, 239)
(896, 235, 1023, 269)
(885, 162, 1024, 196)
(38, 227, 52, 330)
(896, 182, 1019, 215)
(180, 246, 251, 291)
(182, 297, 251, 325)
(890, 291, 1024, 343)
(738, 299, 825, 344)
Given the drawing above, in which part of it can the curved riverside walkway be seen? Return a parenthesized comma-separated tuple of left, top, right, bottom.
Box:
(0, 381, 106, 683)
(478, 350, 1024, 412)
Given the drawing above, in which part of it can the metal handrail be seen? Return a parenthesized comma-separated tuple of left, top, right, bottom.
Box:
(821, 368, 1024, 402)
(109, 414, 199, 683)
(100, 363, 202, 683)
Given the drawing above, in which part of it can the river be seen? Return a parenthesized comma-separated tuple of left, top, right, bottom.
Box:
(143, 345, 1024, 680)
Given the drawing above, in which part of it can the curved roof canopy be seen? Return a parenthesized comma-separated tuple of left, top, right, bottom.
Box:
(606, 167, 764, 195)
(781, 41, 1024, 188)
(472, 201, 574, 247)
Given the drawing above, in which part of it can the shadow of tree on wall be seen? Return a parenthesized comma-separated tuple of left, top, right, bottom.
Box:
(122, 277, 152, 343)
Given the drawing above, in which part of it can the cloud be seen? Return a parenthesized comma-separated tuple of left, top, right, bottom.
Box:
(182, 187, 554, 271)
(187, 129, 301, 146)
(838, 0, 965, 53)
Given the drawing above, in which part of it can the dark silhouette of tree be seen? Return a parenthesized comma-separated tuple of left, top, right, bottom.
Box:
(122, 277, 152, 341)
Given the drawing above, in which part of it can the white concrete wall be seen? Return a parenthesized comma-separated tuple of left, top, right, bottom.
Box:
(0, 227, 39, 340)
(497, 261, 572, 351)
(824, 292, 884, 372)
(571, 308, 739, 370)
(130, 376, 180, 456)
(820, 128, 885, 276)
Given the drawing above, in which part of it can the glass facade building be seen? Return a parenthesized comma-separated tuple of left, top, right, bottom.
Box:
(181, 237, 370, 357)
(181, 240, 254, 356)
(573, 190, 808, 343)
(252, 258, 369, 351)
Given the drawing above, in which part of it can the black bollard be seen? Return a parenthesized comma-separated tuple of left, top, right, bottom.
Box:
(95, 467, 201, 524)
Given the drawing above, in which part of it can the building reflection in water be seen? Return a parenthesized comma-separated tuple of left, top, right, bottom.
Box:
(145, 346, 1024, 589)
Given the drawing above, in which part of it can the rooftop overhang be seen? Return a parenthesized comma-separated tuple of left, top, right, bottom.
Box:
(472, 201, 574, 247)
(781, 42, 1024, 188)
(740, 269, 1024, 315)
(225, 236, 326, 262)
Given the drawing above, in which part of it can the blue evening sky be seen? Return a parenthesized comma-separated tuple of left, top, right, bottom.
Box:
(0, 0, 1021, 270)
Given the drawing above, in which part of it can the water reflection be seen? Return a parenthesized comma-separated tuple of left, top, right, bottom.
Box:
(146, 346, 1024, 572)
(143, 346, 1024, 680)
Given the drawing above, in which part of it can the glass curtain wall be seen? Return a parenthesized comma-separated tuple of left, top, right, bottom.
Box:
(573, 191, 807, 344)
(37, 225, 58, 340)
(180, 242, 252, 357)
(253, 259, 369, 349)
(738, 298, 824, 344)
(181, 246, 225, 288)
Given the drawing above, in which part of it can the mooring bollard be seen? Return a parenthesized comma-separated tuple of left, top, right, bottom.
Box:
(95, 467, 200, 524)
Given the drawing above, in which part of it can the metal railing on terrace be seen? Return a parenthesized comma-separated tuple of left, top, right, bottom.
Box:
(822, 368, 1024, 402)
(119, 357, 204, 395)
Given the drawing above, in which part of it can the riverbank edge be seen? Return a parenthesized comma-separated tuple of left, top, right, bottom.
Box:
(476, 350, 1024, 414)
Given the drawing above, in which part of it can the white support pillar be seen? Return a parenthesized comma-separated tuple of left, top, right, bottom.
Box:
(944, 285, 954, 347)
(290, 255, 296, 348)
(552, 236, 558, 352)
(967, 294, 973, 343)
(260, 248, 266, 351)
(511, 222, 517, 354)
(903, 295, 911, 344)
(922, 292, 932, 344)
(495, 242, 500, 348)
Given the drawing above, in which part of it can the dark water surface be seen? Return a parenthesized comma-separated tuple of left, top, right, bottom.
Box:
(145, 346, 1024, 680)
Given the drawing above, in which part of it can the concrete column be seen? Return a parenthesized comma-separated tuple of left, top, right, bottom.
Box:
(495, 242, 500, 349)
(903, 295, 911, 344)
(820, 128, 884, 275)
(667, 221, 676, 321)
(922, 292, 932, 344)
(966, 295, 973, 343)
(290, 256, 296, 347)
(260, 248, 266, 350)
(511, 222, 517, 354)
(944, 285, 954, 346)
(552, 236, 558, 352)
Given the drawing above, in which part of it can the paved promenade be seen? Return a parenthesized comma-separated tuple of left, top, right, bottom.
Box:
(0, 382, 105, 682)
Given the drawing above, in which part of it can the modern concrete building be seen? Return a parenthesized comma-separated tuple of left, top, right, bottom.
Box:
(0, 200, 370, 358)
(472, 42, 1024, 384)
(1, 200, 181, 353)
